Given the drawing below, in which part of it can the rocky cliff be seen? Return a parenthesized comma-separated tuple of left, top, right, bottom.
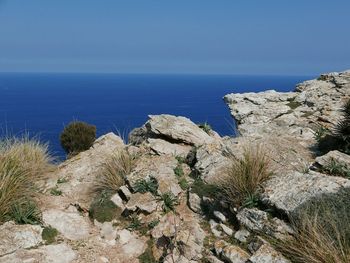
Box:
(1, 70, 350, 263)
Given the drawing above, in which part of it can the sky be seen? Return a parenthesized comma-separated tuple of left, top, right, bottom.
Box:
(0, 0, 349, 75)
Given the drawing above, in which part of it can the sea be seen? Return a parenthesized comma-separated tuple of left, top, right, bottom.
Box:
(0, 73, 314, 159)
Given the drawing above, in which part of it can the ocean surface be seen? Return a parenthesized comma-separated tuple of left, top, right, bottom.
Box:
(0, 73, 314, 159)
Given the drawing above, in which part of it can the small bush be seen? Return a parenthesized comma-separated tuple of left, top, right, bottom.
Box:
(134, 177, 158, 195)
(60, 121, 96, 156)
(198, 122, 212, 134)
(191, 178, 220, 199)
(42, 226, 58, 244)
(218, 145, 272, 207)
(7, 200, 41, 225)
(96, 150, 136, 192)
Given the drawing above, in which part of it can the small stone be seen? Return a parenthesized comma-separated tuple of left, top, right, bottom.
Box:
(110, 193, 125, 209)
(213, 211, 226, 223)
(125, 192, 158, 214)
(209, 219, 222, 237)
(220, 224, 234, 236)
(234, 229, 250, 243)
(188, 192, 202, 213)
(214, 240, 250, 263)
(249, 242, 291, 263)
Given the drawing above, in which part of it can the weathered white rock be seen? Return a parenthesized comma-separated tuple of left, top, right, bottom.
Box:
(146, 114, 215, 146)
(125, 192, 158, 214)
(209, 219, 222, 237)
(0, 221, 42, 256)
(236, 208, 293, 240)
(213, 211, 226, 223)
(314, 150, 350, 169)
(220, 224, 234, 236)
(0, 244, 76, 263)
(100, 222, 118, 245)
(127, 155, 182, 196)
(262, 171, 350, 217)
(119, 185, 132, 200)
(188, 192, 202, 213)
(110, 193, 125, 210)
(42, 209, 91, 240)
(116, 229, 147, 258)
(147, 138, 192, 157)
(249, 242, 291, 263)
(234, 229, 250, 243)
(214, 240, 250, 263)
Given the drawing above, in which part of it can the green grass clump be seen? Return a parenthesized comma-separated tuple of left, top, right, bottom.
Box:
(159, 192, 179, 213)
(50, 187, 62, 196)
(174, 164, 184, 177)
(134, 177, 158, 195)
(42, 226, 58, 244)
(7, 200, 41, 224)
(0, 136, 52, 223)
(89, 191, 120, 223)
(60, 121, 96, 156)
(178, 177, 189, 190)
(198, 122, 212, 134)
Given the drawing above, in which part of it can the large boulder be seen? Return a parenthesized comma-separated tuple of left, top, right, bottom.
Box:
(129, 114, 216, 146)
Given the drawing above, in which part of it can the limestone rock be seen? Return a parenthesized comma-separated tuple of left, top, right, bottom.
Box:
(236, 208, 293, 240)
(249, 242, 291, 263)
(127, 155, 182, 196)
(146, 114, 215, 146)
(42, 209, 91, 240)
(0, 244, 76, 263)
(188, 192, 202, 214)
(234, 229, 250, 243)
(125, 192, 158, 214)
(147, 138, 192, 157)
(262, 171, 350, 217)
(110, 193, 125, 210)
(116, 229, 147, 257)
(0, 221, 42, 256)
(214, 240, 250, 263)
(314, 150, 350, 169)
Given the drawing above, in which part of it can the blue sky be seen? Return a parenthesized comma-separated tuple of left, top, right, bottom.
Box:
(0, 0, 349, 75)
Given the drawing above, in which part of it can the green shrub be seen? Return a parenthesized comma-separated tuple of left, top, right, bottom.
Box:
(89, 191, 120, 223)
(60, 121, 96, 156)
(191, 178, 220, 199)
(178, 177, 189, 190)
(42, 226, 58, 244)
(174, 164, 184, 177)
(134, 177, 158, 195)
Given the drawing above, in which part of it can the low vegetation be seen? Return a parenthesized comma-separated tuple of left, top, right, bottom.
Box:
(60, 121, 96, 156)
(159, 192, 179, 213)
(134, 177, 159, 195)
(217, 144, 272, 207)
(89, 190, 121, 223)
(322, 158, 350, 178)
(42, 226, 59, 244)
(0, 136, 53, 223)
(198, 122, 212, 134)
(95, 150, 136, 192)
(316, 99, 350, 154)
(274, 202, 350, 263)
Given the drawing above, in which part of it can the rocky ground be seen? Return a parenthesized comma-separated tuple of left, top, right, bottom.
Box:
(1, 70, 350, 263)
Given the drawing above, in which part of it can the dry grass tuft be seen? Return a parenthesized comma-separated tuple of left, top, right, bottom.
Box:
(0, 136, 53, 223)
(218, 144, 272, 207)
(273, 206, 350, 263)
(96, 150, 136, 192)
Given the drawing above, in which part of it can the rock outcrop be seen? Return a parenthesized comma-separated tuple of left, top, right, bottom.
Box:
(2, 69, 350, 263)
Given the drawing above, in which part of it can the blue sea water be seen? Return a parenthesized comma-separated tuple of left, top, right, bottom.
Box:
(0, 73, 314, 158)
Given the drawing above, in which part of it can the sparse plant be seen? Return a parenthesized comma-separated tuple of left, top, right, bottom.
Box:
(191, 178, 220, 199)
(313, 125, 329, 142)
(178, 177, 189, 190)
(127, 215, 142, 231)
(148, 219, 160, 229)
(42, 226, 58, 244)
(218, 144, 272, 207)
(198, 122, 212, 134)
(174, 164, 184, 177)
(134, 177, 158, 195)
(50, 187, 62, 196)
(242, 193, 259, 208)
(159, 192, 179, 213)
(138, 239, 157, 263)
(96, 150, 136, 192)
(273, 202, 350, 263)
(323, 158, 350, 178)
(60, 121, 96, 156)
